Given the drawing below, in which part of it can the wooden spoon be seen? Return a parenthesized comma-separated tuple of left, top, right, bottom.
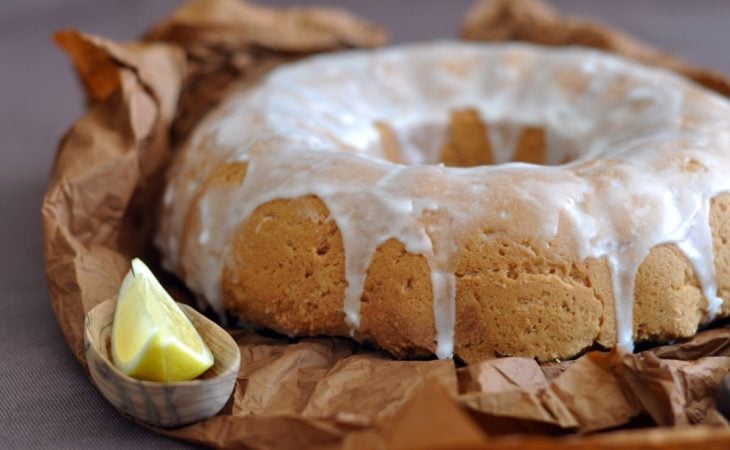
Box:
(84, 297, 240, 428)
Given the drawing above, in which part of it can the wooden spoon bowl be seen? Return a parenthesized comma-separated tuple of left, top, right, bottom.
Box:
(84, 297, 240, 428)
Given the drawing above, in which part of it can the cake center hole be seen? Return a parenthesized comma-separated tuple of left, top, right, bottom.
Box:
(373, 108, 569, 167)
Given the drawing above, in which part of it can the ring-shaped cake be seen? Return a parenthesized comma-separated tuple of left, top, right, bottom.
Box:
(157, 42, 730, 362)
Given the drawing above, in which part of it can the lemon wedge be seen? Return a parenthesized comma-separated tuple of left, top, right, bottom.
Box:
(111, 258, 214, 382)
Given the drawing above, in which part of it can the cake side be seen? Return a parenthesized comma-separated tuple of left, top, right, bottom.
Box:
(212, 182, 730, 363)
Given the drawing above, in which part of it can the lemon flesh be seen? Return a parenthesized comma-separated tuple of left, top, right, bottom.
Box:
(111, 258, 214, 382)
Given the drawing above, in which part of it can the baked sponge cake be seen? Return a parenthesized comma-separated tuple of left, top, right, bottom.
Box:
(156, 42, 730, 363)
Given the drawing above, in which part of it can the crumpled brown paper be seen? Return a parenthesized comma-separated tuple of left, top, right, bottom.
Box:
(144, 0, 388, 144)
(44, 0, 730, 448)
(462, 0, 730, 97)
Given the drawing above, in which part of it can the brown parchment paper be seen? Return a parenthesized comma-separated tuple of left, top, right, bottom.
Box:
(44, 0, 730, 448)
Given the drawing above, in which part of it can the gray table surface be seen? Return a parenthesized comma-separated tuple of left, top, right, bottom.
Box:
(1, 0, 728, 448)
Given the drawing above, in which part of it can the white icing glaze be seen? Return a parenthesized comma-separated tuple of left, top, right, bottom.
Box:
(677, 199, 723, 319)
(156, 41, 730, 358)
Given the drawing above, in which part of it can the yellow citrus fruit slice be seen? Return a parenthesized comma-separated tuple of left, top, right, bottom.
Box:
(111, 258, 214, 382)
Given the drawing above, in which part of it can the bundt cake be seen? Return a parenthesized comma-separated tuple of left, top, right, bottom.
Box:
(156, 42, 730, 363)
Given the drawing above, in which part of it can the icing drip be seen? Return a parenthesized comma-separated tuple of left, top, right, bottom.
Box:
(431, 270, 456, 359)
(676, 198, 723, 319)
(156, 41, 730, 359)
(487, 123, 523, 163)
(608, 253, 641, 351)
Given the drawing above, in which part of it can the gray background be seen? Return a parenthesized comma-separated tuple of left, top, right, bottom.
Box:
(1, 0, 728, 447)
